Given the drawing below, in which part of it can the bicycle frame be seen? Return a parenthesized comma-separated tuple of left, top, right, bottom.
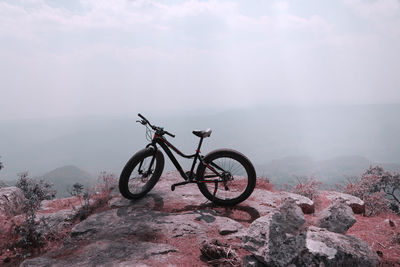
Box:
(147, 132, 222, 183)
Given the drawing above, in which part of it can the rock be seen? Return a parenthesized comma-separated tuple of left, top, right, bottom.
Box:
(242, 198, 306, 266)
(243, 224, 380, 267)
(215, 216, 243, 235)
(298, 226, 380, 267)
(322, 191, 365, 214)
(254, 189, 314, 214)
(36, 209, 76, 234)
(284, 192, 315, 214)
(21, 206, 182, 266)
(243, 255, 267, 267)
(316, 200, 356, 233)
(17, 171, 378, 266)
(0, 186, 26, 217)
(242, 198, 378, 267)
(168, 214, 205, 238)
(219, 226, 238, 235)
(21, 240, 177, 267)
(39, 196, 85, 213)
(243, 223, 380, 267)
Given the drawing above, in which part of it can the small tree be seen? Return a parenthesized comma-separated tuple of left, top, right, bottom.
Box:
(69, 172, 117, 222)
(15, 172, 56, 208)
(68, 182, 84, 197)
(343, 166, 400, 216)
(74, 189, 92, 221)
(362, 166, 400, 205)
(14, 172, 56, 251)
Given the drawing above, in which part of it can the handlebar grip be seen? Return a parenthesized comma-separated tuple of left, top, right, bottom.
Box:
(165, 131, 175, 138)
(138, 113, 147, 121)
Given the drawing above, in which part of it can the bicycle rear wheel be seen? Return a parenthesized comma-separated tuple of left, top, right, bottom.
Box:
(119, 148, 164, 199)
(196, 149, 256, 206)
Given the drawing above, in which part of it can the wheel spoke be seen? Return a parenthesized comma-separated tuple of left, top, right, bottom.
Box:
(203, 156, 249, 201)
(127, 155, 156, 194)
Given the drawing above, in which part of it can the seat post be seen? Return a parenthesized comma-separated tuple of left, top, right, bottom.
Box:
(188, 137, 204, 181)
(197, 137, 204, 152)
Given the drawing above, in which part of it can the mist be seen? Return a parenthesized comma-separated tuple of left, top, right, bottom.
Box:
(1, 1, 400, 186)
(1, 104, 399, 185)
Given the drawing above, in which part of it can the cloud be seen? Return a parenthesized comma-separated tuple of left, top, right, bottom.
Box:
(0, 0, 399, 119)
(342, 0, 400, 37)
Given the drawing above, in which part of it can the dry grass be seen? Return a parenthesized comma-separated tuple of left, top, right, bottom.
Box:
(200, 239, 240, 267)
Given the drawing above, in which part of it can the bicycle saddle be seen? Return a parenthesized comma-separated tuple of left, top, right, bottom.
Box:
(192, 128, 212, 138)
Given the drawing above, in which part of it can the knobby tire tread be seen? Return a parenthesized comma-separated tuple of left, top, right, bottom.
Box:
(119, 148, 164, 199)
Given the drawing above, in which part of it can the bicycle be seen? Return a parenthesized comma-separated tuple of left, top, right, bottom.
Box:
(119, 113, 257, 206)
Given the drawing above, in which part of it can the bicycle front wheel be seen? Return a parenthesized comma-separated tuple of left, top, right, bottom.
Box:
(119, 148, 164, 200)
(196, 149, 256, 206)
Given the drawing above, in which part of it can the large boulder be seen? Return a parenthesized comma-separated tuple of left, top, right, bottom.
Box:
(316, 200, 356, 234)
(244, 225, 380, 267)
(0, 186, 26, 217)
(298, 226, 380, 267)
(242, 198, 306, 266)
(20, 240, 177, 267)
(243, 205, 379, 267)
(322, 191, 365, 214)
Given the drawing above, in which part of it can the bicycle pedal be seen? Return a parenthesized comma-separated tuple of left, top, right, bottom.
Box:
(171, 181, 189, 191)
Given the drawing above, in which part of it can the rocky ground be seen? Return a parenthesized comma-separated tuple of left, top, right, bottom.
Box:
(1, 171, 399, 266)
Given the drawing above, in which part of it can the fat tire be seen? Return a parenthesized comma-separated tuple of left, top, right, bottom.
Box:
(119, 148, 164, 199)
(196, 149, 256, 206)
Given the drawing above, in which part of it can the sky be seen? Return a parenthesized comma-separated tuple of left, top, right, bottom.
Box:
(1, 0, 400, 119)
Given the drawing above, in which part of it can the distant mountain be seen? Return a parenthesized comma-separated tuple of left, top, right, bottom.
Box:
(41, 165, 95, 198)
(257, 155, 400, 185)
(1, 104, 400, 181)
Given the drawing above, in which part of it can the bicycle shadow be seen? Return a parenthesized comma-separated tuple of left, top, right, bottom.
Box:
(118, 192, 261, 224)
(131, 193, 165, 211)
(171, 203, 261, 224)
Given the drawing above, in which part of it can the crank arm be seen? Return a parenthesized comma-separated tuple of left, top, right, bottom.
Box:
(171, 181, 190, 191)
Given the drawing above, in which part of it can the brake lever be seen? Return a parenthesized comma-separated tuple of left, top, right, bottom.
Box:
(136, 120, 146, 125)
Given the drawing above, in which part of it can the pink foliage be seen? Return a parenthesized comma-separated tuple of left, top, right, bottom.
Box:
(342, 176, 366, 199)
(291, 177, 322, 200)
(363, 192, 388, 216)
(343, 166, 400, 216)
(257, 176, 274, 191)
(95, 171, 118, 194)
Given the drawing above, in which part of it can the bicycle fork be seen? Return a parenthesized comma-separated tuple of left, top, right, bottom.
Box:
(138, 153, 156, 177)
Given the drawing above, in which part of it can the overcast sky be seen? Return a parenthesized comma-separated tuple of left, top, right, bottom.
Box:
(1, 0, 400, 119)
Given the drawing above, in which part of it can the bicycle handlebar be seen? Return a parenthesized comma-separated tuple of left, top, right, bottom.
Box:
(138, 113, 150, 125)
(137, 113, 175, 138)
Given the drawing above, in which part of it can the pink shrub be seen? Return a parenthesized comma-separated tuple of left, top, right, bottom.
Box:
(343, 166, 400, 216)
(342, 176, 366, 199)
(95, 171, 118, 194)
(363, 192, 389, 216)
(291, 177, 322, 200)
(257, 176, 274, 191)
